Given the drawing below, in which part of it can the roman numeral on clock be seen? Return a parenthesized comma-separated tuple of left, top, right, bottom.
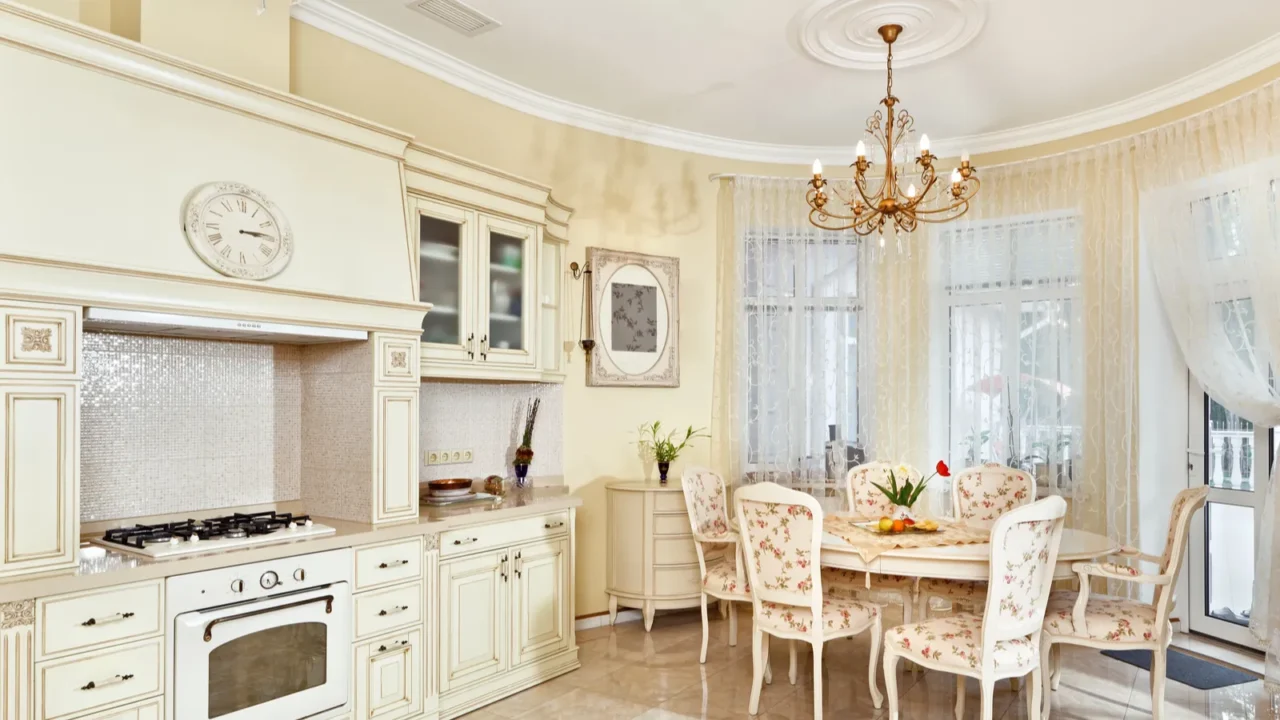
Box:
(208, 233, 222, 244)
(219, 246, 232, 258)
(260, 244, 274, 257)
(237, 199, 248, 213)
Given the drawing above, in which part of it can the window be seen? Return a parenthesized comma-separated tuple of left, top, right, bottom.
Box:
(741, 229, 860, 484)
(933, 214, 1083, 498)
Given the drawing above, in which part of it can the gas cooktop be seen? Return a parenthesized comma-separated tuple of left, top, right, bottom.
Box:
(95, 511, 337, 558)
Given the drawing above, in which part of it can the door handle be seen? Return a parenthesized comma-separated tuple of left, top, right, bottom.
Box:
(466, 333, 475, 359)
(376, 639, 409, 653)
(501, 554, 508, 582)
(453, 537, 478, 546)
(515, 550, 523, 579)
(378, 559, 410, 569)
(81, 611, 135, 627)
(204, 595, 333, 642)
(81, 674, 133, 691)
(378, 605, 410, 617)
(480, 334, 488, 361)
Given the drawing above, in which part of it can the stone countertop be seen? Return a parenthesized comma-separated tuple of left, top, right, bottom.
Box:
(0, 486, 579, 605)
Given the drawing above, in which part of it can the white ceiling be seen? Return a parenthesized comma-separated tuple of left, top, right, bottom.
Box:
(295, 0, 1280, 161)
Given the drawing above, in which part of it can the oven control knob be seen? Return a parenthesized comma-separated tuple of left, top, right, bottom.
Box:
(293, 568, 306, 582)
(230, 579, 245, 593)
(260, 571, 280, 590)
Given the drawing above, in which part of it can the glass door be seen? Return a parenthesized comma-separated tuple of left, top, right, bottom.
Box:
(478, 215, 537, 368)
(1187, 387, 1267, 647)
(417, 199, 476, 364)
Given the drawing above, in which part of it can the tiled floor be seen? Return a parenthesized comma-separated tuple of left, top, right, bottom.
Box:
(461, 607, 1275, 719)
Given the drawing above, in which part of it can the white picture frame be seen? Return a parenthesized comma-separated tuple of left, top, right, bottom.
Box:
(586, 247, 679, 387)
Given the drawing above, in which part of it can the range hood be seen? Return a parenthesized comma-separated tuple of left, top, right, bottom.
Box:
(83, 307, 368, 344)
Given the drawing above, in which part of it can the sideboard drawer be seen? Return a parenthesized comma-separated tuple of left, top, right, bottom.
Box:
(37, 580, 164, 661)
(355, 538, 424, 592)
(652, 492, 686, 514)
(1, 302, 79, 376)
(73, 697, 162, 720)
(441, 511, 568, 558)
(652, 563, 701, 598)
(652, 513, 690, 536)
(652, 536, 698, 566)
(354, 580, 423, 640)
(36, 637, 163, 720)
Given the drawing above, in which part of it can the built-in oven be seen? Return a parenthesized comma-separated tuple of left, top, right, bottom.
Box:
(166, 548, 353, 720)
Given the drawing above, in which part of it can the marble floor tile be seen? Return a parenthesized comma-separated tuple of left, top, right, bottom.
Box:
(458, 607, 1273, 720)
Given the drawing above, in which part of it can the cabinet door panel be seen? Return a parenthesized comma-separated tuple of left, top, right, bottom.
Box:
(513, 538, 568, 666)
(439, 552, 507, 691)
(0, 383, 76, 574)
(355, 627, 422, 720)
(374, 388, 418, 523)
(478, 216, 537, 369)
(417, 199, 477, 364)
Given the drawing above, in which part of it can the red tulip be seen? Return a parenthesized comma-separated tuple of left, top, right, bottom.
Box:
(936, 460, 951, 477)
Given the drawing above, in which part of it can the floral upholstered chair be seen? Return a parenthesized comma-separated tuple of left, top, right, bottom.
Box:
(843, 463, 920, 621)
(883, 496, 1067, 720)
(735, 482, 884, 720)
(918, 464, 1039, 615)
(1039, 486, 1208, 720)
(681, 467, 750, 663)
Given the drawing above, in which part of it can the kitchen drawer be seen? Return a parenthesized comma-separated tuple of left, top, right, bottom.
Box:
(1, 302, 79, 376)
(73, 697, 162, 720)
(355, 579, 423, 639)
(653, 536, 698, 566)
(36, 580, 163, 661)
(35, 636, 163, 720)
(653, 492, 686, 514)
(652, 512, 691, 536)
(440, 511, 568, 559)
(652, 563, 701, 598)
(355, 627, 423, 720)
(355, 537, 424, 591)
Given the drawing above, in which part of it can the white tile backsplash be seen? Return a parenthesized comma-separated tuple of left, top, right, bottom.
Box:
(80, 332, 302, 522)
(419, 381, 562, 481)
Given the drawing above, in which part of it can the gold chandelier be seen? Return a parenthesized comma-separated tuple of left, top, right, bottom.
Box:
(807, 24, 979, 236)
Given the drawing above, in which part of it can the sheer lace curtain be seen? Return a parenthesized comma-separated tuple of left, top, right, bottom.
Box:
(712, 176, 891, 505)
(1137, 82, 1280, 689)
(928, 146, 1138, 539)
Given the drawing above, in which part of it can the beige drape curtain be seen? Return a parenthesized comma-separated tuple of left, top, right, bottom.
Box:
(711, 178, 741, 483)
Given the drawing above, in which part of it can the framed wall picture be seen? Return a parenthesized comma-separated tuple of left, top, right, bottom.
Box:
(586, 247, 679, 387)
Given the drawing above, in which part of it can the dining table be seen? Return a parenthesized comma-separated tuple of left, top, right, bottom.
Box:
(818, 513, 1122, 582)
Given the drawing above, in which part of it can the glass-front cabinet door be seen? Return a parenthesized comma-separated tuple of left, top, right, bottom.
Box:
(417, 199, 476, 364)
(478, 215, 537, 368)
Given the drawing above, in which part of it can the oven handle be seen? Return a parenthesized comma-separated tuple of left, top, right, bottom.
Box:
(204, 594, 334, 642)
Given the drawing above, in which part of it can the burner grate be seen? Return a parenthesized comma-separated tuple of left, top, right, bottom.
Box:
(102, 511, 316, 549)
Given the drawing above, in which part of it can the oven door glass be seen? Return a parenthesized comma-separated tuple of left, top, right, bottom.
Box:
(174, 584, 350, 720)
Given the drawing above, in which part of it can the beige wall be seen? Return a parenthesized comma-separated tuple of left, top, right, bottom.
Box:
(141, 0, 290, 91)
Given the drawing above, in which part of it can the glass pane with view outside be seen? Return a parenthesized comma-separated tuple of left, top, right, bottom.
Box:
(1206, 500, 1254, 627)
(488, 231, 525, 351)
(1018, 299, 1078, 494)
(419, 214, 464, 346)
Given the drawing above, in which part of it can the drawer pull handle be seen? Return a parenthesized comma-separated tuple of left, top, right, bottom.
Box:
(377, 559, 410, 569)
(81, 674, 133, 691)
(453, 537, 479, 546)
(81, 612, 135, 627)
(376, 639, 409, 653)
(544, 521, 565, 529)
(378, 605, 410, 617)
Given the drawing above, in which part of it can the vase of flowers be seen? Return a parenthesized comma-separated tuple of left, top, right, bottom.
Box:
(872, 461, 950, 521)
(513, 398, 540, 488)
(638, 421, 709, 485)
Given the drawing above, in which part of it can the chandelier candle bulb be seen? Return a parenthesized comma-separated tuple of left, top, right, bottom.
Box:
(812, 159, 823, 176)
(906, 183, 917, 198)
(919, 134, 930, 154)
(961, 150, 971, 164)
(951, 169, 962, 184)
(855, 140, 867, 160)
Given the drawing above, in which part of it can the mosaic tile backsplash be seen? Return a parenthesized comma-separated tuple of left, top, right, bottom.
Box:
(419, 381, 563, 481)
(80, 332, 302, 522)
(299, 342, 373, 523)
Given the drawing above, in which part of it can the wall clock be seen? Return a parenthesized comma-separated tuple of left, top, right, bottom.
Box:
(181, 181, 294, 280)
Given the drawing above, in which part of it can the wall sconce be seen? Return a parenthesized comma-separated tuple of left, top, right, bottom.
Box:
(569, 261, 594, 355)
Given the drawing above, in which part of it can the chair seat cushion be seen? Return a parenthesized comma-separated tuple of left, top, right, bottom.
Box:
(886, 614, 1037, 671)
(759, 596, 880, 636)
(1044, 591, 1164, 642)
(703, 556, 750, 598)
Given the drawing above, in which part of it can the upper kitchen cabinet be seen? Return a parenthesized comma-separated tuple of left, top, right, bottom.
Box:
(406, 144, 572, 383)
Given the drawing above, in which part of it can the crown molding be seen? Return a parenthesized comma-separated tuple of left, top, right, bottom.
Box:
(292, 0, 1280, 165)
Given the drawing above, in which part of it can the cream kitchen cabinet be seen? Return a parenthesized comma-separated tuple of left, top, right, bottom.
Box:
(405, 145, 572, 384)
(354, 627, 423, 720)
(436, 513, 578, 719)
(605, 481, 702, 631)
(351, 536, 430, 720)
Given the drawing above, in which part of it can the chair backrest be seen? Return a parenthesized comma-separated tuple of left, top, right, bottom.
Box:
(980, 496, 1068, 666)
(735, 482, 824, 624)
(681, 466, 732, 540)
(952, 463, 1036, 527)
(846, 462, 920, 518)
(1153, 486, 1210, 621)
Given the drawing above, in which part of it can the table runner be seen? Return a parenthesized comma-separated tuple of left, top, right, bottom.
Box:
(824, 516, 992, 562)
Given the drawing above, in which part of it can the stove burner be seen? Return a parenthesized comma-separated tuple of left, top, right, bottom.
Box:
(101, 512, 318, 550)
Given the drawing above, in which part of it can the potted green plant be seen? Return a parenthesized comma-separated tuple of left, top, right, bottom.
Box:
(513, 398, 540, 488)
(638, 421, 708, 485)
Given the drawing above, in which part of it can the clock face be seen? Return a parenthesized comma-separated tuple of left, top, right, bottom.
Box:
(182, 182, 294, 280)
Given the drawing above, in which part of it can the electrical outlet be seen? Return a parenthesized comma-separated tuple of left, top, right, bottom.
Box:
(425, 448, 475, 465)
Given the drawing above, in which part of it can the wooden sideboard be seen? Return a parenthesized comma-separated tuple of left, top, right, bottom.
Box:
(604, 481, 701, 631)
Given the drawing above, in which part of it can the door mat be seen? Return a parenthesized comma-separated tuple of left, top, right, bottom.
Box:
(1101, 648, 1258, 690)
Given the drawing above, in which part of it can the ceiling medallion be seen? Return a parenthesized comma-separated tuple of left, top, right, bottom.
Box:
(795, 0, 986, 70)
(807, 24, 979, 238)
